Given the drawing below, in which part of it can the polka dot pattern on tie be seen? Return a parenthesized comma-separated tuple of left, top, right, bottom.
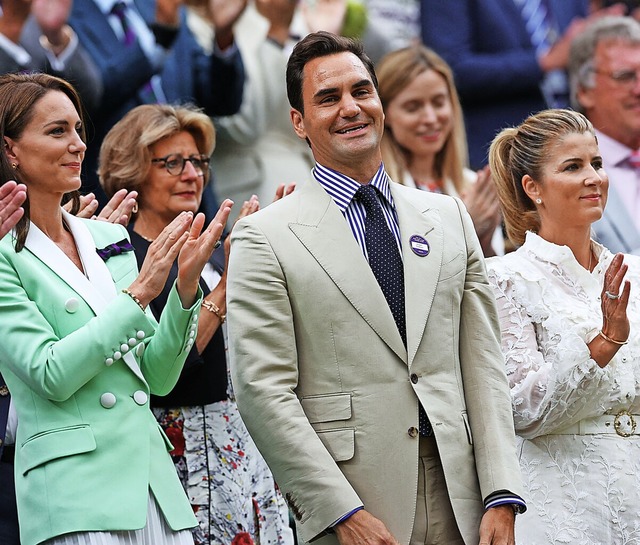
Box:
(355, 184, 433, 437)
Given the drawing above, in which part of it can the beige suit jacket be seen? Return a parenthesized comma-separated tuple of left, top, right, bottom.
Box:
(228, 178, 523, 545)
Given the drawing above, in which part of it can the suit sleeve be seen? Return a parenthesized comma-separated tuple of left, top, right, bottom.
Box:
(227, 219, 363, 542)
(421, 0, 542, 99)
(453, 198, 525, 502)
(0, 245, 201, 402)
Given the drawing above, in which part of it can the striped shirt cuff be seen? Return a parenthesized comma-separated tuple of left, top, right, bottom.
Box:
(330, 506, 365, 529)
(484, 490, 526, 514)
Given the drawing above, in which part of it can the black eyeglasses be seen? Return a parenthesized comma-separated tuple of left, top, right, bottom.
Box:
(151, 154, 210, 177)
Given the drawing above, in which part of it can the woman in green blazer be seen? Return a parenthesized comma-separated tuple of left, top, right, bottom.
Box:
(0, 73, 232, 545)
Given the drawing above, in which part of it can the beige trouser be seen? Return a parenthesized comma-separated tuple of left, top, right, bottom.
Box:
(409, 435, 465, 545)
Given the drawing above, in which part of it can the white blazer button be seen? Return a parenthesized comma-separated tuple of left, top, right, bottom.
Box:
(128, 338, 136, 347)
(133, 390, 148, 405)
(189, 331, 195, 338)
(189, 324, 197, 332)
(120, 343, 129, 353)
(105, 357, 114, 366)
(136, 330, 145, 339)
(64, 298, 79, 313)
(100, 392, 117, 408)
(113, 351, 122, 360)
(186, 339, 194, 349)
(192, 314, 198, 322)
(136, 343, 145, 358)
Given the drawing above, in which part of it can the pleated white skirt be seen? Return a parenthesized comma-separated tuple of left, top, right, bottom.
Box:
(43, 492, 194, 545)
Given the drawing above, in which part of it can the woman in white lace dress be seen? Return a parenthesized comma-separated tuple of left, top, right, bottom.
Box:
(486, 109, 640, 544)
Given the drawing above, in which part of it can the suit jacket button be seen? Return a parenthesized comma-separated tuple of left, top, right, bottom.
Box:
(113, 351, 122, 360)
(133, 390, 148, 405)
(136, 330, 145, 339)
(120, 343, 129, 353)
(410, 373, 419, 384)
(105, 357, 114, 366)
(100, 392, 117, 408)
(128, 338, 137, 347)
(408, 427, 418, 438)
(64, 298, 79, 313)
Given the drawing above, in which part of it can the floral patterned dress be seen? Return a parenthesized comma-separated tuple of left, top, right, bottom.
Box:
(154, 269, 294, 545)
(487, 232, 640, 545)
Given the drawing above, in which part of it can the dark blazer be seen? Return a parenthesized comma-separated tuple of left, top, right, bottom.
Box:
(421, 0, 588, 167)
(69, 0, 244, 204)
(0, 16, 103, 111)
(128, 228, 228, 407)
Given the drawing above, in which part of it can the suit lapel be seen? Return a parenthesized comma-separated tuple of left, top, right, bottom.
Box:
(602, 186, 640, 252)
(288, 181, 407, 362)
(391, 184, 443, 368)
(24, 217, 109, 316)
(25, 214, 147, 384)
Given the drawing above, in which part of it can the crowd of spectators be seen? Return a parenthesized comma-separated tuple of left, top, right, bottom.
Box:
(2, 1, 640, 545)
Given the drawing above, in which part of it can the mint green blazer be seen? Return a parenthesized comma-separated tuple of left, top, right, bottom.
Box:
(0, 212, 199, 545)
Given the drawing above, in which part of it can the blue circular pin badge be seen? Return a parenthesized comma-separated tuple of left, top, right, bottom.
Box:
(409, 234, 430, 257)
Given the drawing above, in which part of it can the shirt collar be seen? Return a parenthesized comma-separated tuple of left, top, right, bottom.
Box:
(595, 129, 634, 168)
(313, 162, 394, 213)
(94, 0, 133, 16)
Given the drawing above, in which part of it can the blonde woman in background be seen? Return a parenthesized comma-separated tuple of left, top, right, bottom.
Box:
(377, 45, 503, 256)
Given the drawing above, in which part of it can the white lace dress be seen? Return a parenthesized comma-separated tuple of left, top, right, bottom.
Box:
(487, 232, 640, 545)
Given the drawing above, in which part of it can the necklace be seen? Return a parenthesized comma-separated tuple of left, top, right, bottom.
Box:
(137, 232, 154, 243)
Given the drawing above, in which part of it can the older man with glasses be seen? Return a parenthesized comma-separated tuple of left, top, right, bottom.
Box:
(570, 15, 640, 254)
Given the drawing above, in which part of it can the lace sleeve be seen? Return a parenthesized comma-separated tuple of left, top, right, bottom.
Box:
(489, 270, 614, 439)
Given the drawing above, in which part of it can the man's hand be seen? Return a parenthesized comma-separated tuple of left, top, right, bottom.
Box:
(478, 505, 515, 545)
(210, 0, 247, 49)
(334, 509, 400, 545)
(256, 0, 296, 46)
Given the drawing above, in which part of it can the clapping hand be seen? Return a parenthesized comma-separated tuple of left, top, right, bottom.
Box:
(129, 199, 233, 310)
(460, 166, 502, 256)
(600, 253, 631, 346)
(71, 189, 138, 226)
(0, 181, 27, 239)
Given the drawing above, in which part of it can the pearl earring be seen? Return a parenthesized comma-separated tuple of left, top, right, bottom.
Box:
(11, 163, 17, 170)
(535, 198, 542, 204)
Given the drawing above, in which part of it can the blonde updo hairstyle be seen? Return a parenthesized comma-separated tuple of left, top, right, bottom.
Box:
(489, 108, 595, 246)
(377, 45, 468, 191)
(99, 103, 215, 200)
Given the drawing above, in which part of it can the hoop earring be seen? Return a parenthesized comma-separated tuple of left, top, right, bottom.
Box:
(131, 202, 138, 214)
(535, 198, 542, 204)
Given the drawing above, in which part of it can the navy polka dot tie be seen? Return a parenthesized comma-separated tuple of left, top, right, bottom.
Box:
(355, 185, 432, 436)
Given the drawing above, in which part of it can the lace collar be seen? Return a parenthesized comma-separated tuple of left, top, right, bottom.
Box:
(521, 231, 608, 277)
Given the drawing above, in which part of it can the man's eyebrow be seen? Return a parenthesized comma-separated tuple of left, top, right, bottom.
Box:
(313, 79, 373, 100)
(314, 87, 339, 100)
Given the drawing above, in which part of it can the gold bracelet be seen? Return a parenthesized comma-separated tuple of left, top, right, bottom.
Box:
(202, 300, 226, 324)
(599, 330, 628, 346)
(122, 288, 145, 312)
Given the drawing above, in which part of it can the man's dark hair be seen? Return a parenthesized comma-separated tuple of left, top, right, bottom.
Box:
(286, 31, 378, 115)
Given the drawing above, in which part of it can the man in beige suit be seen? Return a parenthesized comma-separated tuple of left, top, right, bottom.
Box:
(228, 32, 525, 545)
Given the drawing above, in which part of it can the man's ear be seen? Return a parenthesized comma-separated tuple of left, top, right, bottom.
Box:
(290, 108, 307, 141)
(577, 85, 595, 112)
(521, 174, 541, 203)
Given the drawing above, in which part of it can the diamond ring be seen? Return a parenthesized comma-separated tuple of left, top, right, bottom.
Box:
(605, 290, 620, 300)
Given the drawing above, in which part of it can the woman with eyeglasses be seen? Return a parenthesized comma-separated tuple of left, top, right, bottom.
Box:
(99, 103, 294, 545)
